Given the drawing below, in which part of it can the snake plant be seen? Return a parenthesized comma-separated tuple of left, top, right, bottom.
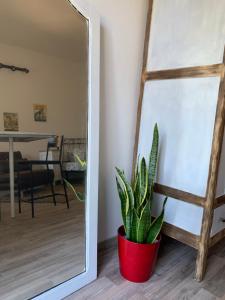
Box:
(116, 124, 167, 244)
(64, 154, 86, 202)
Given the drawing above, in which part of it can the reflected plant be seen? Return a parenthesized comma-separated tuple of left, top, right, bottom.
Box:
(64, 154, 86, 202)
(64, 179, 85, 202)
(74, 154, 87, 169)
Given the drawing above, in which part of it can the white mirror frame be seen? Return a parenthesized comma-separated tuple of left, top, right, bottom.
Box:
(34, 0, 100, 299)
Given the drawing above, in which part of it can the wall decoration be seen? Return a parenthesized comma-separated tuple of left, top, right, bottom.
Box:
(3, 112, 19, 131)
(33, 104, 47, 122)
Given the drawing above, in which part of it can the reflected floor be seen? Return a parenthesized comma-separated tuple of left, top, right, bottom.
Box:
(0, 186, 85, 300)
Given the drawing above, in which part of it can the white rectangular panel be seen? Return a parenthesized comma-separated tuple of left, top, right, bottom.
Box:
(138, 77, 219, 196)
(153, 195, 203, 235)
(148, 0, 225, 70)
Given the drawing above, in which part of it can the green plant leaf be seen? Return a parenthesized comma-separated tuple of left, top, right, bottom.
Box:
(76, 192, 85, 201)
(146, 197, 168, 244)
(115, 167, 134, 213)
(136, 200, 151, 243)
(126, 213, 133, 240)
(132, 154, 139, 191)
(116, 177, 127, 231)
(126, 208, 133, 240)
(131, 208, 139, 242)
(149, 124, 159, 187)
(74, 154, 87, 169)
(138, 158, 149, 207)
(115, 167, 134, 239)
(133, 173, 139, 209)
(133, 156, 139, 210)
(64, 179, 85, 202)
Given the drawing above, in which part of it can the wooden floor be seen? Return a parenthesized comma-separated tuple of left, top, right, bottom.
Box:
(0, 186, 85, 300)
(67, 236, 225, 300)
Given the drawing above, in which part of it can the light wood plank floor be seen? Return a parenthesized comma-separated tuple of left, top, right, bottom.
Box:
(66, 236, 225, 300)
(0, 186, 85, 300)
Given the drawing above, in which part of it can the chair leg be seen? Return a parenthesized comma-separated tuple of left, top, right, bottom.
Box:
(31, 188, 34, 218)
(17, 171, 21, 214)
(18, 189, 21, 214)
(46, 163, 56, 206)
(51, 183, 56, 206)
(30, 167, 35, 218)
(63, 179, 69, 209)
(30, 188, 34, 218)
(60, 164, 69, 209)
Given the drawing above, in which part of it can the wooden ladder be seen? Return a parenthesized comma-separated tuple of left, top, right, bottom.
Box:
(133, 0, 225, 281)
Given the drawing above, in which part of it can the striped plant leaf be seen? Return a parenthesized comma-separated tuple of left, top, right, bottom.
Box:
(131, 209, 139, 242)
(64, 179, 85, 202)
(148, 124, 159, 186)
(116, 167, 134, 213)
(138, 158, 149, 207)
(133, 156, 139, 210)
(115, 167, 134, 239)
(76, 192, 85, 202)
(74, 154, 87, 169)
(116, 177, 127, 231)
(146, 197, 168, 244)
(132, 155, 139, 191)
(133, 173, 139, 210)
(136, 200, 151, 243)
(125, 208, 133, 240)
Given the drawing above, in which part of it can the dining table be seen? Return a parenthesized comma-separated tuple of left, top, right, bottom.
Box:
(0, 131, 56, 218)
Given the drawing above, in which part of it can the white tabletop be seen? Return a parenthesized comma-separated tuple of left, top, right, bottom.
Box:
(0, 131, 56, 142)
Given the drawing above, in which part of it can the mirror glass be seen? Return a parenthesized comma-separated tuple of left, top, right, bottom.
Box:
(0, 1, 88, 299)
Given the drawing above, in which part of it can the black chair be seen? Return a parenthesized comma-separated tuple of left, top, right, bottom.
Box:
(17, 135, 69, 218)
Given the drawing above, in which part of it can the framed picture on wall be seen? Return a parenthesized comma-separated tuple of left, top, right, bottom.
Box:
(3, 112, 19, 131)
(33, 104, 47, 122)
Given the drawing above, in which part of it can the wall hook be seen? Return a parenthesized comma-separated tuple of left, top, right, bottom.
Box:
(0, 62, 29, 74)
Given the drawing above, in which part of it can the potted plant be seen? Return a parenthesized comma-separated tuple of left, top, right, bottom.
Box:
(115, 124, 167, 283)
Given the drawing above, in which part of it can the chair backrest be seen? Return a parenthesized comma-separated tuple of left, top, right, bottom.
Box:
(0, 152, 30, 173)
(0, 151, 22, 161)
(46, 135, 64, 163)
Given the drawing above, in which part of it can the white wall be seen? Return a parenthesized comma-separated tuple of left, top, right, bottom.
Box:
(138, 77, 219, 196)
(0, 43, 87, 159)
(138, 76, 219, 235)
(90, 0, 225, 241)
(88, 0, 148, 242)
(148, 0, 225, 70)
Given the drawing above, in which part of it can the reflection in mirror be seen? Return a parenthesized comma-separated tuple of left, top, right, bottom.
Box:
(0, 0, 88, 299)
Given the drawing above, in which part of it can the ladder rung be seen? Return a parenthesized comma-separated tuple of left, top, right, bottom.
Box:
(143, 63, 225, 81)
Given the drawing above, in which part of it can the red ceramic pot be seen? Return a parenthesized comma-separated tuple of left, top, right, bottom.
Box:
(117, 226, 160, 283)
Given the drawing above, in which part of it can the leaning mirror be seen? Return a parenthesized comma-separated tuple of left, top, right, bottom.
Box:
(0, 0, 99, 299)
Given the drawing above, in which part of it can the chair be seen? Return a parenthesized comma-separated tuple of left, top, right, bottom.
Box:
(17, 135, 69, 218)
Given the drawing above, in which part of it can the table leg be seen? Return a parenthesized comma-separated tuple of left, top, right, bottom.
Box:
(9, 137, 15, 218)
